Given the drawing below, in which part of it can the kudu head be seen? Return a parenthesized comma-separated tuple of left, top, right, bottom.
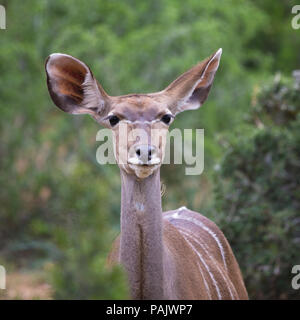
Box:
(45, 49, 222, 179)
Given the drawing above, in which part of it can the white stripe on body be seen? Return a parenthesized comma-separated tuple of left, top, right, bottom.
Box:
(195, 260, 212, 300)
(178, 228, 237, 300)
(165, 207, 228, 272)
(182, 234, 221, 299)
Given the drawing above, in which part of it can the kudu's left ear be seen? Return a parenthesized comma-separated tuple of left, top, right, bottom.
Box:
(45, 53, 111, 119)
(162, 48, 222, 115)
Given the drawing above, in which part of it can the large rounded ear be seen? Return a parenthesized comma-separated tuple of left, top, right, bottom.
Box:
(161, 49, 222, 115)
(45, 53, 111, 117)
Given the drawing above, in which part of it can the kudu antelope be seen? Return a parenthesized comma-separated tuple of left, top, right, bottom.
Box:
(45, 49, 248, 300)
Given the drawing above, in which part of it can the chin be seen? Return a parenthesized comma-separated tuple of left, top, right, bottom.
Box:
(128, 164, 159, 179)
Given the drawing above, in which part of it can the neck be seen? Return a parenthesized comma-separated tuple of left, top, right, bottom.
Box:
(120, 169, 164, 299)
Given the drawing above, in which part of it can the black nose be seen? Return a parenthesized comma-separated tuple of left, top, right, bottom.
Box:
(135, 145, 155, 162)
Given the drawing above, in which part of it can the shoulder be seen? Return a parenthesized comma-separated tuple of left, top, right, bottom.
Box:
(163, 206, 223, 238)
(163, 206, 231, 268)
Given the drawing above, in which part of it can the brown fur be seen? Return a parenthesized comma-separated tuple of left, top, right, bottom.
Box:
(107, 184, 248, 299)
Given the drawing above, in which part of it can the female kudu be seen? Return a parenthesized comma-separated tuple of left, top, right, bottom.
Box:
(45, 49, 248, 300)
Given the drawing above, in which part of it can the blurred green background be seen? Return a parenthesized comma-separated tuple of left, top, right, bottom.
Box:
(0, 0, 299, 299)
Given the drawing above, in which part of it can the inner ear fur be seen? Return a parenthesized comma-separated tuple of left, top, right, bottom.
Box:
(45, 53, 109, 116)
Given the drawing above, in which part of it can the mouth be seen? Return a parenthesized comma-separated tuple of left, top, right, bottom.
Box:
(127, 160, 160, 179)
(128, 157, 161, 166)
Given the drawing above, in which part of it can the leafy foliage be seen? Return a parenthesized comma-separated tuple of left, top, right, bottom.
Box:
(212, 75, 300, 299)
(252, 74, 300, 126)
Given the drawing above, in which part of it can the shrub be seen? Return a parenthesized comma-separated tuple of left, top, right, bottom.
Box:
(252, 73, 300, 126)
(211, 74, 300, 299)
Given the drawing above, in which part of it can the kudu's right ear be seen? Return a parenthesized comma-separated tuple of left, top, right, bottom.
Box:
(45, 53, 111, 118)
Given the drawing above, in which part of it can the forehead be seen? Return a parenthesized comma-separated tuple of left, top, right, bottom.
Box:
(111, 94, 166, 122)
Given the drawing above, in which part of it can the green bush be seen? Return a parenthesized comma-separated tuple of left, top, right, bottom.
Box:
(212, 75, 300, 299)
(252, 74, 300, 126)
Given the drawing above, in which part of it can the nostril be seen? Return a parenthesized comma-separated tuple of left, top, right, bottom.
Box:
(148, 147, 153, 161)
(136, 148, 141, 157)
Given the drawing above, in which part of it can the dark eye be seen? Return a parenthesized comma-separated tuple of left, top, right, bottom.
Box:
(109, 115, 120, 126)
(161, 114, 172, 125)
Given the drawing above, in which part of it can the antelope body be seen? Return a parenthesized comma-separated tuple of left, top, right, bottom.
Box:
(45, 48, 248, 300)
